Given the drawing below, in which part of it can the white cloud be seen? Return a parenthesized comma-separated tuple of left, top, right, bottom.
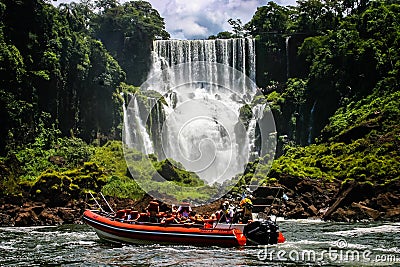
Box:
(52, 0, 299, 39)
(156, 0, 263, 39)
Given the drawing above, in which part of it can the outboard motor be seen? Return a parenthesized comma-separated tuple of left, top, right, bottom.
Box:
(243, 220, 279, 245)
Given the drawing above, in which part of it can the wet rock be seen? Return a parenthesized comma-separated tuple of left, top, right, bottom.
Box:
(285, 205, 309, 219)
(0, 213, 13, 226)
(351, 202, 381, 220)
(39, 209, 63, 225)
(308, 205, 318, 216)
(323, 181, 357, 220)
(384, 208, 400, 220)
(14, 210, 39, 226)
(330, 208, 357, 222)
(58, 208, 78, 224)
(285, 201, 297, 208)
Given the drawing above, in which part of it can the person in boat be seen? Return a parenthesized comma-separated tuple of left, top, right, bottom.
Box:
(239, 197, 253, 223)
(126, 211, 140, 222)
(177, 203, 192, 219)
(216, 201, 229, 223)
(146, 201, 160, 223)
(193, 214, 204, 224)
(226, 204, 236, 223)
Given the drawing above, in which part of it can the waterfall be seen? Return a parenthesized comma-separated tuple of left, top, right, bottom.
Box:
(122, 93, 154, 154)
(285, 36, 291, 80)
(126, 38, 266, 185)
(132, 98, 154, 154)
(122, 97, 133, 148)
(307, 100, 317, 144)
(152, 38, 256, 82)
(247, 104, 266, 159)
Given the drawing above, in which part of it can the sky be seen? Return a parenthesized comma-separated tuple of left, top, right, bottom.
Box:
(53, 0, 297, 39)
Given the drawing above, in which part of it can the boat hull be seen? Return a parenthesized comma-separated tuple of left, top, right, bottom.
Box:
(83, 210, 246, 247)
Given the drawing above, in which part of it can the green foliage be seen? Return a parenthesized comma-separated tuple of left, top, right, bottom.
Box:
(246, 2, 289, 35)
(208, 31, 234, 40)
(90, 141, 211, 201)
(152, 158, 205, 187)
(28, 162, 108, 205)
(238, 104, 253, 128)
(1, 0, 399, 202)
(323, 91, 400, 140)
(92, 0, 169, 85)
(15, 134, 94, 182)
(282, 78, 307, 105)
(101, 175, 144, 199)
(243, 1, 400, 188)
(0, 0, 170, 154)
(90, 140, 130, 179)
(269, 132, 400, 186)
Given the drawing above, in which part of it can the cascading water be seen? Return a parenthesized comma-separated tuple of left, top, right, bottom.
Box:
(123, 93, 154, 154)
(122, 96, 134, 148)
(133, 98, 154, 154)
(307, 100, 317, 144)
(152, 39, 256, 88)
(247, 104, 266, 159)
(125, 38, 271, 185)
(285, 36, 291, 80)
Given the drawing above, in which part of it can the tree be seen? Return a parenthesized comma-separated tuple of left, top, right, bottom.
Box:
(93, 0, 169, 85)
(245, 2, 289, 36)
(228, 18, 246, 38)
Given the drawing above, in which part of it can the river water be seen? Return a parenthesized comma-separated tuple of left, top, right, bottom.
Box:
(0, 220, 399, 266)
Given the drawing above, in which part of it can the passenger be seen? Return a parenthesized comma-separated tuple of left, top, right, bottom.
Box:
(160, 212, 174, 225)
(147, 201, 160, 223)
(123, 208, 132, 221)
(194, 214, 204, 224)
(127, 211, 140, 222)
(182, 209, 190, 218)
(210, 213, 217, 221)
(226, 205, 235, 223)
(188, 211, 196, 222)
(177, 203, 192, 219)
(172, 205, 178, 213)
(216, 201, 229, 223)
(115, 210, 126, 221)
(240, 197, 253, 223)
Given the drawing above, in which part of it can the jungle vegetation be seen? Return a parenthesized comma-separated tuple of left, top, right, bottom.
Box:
(0, 0, 398, 202)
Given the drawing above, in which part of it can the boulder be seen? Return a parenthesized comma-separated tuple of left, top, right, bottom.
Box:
(330, 208, 357, 222)
(0, 213, 13, 226)
(39, 209, 63, 225)
(384, 208, 400, 220)
(14, 210, 39, 226)
(58, 208, 77, 224)
(285, 205, 309, 219)
(351, 202, 381, 220)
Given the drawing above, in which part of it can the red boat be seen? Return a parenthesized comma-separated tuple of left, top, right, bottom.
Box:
(83, 209, 247, 246)
(83, 208, 285, 247)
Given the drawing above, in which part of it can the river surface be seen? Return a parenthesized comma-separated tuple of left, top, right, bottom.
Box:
(0, 220, 399, 266)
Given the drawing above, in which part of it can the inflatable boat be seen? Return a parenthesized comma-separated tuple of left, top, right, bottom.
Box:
(83, 209, 285, 247)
